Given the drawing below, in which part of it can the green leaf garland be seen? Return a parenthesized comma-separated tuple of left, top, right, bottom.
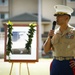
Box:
(6, 21, 13, 57)
(25, 23, 36, 53)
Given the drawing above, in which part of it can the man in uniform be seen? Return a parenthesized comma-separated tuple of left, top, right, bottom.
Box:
(43, 5, 75, 75)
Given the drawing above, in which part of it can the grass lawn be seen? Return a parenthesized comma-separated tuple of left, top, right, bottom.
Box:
(0, 58, 52, 75)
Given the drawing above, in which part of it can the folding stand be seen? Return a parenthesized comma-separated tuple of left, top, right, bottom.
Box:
(9, 62, 30, 75)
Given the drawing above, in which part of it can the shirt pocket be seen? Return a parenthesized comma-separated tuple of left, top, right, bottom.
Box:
(51, 34, 61, 45)
(61, 38, 70, 44)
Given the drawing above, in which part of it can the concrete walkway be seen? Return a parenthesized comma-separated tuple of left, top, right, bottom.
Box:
(0, 58, 52, 75)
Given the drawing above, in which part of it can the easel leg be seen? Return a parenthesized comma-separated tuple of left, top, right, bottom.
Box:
(26, 63, 30, 75)
(9, 63, 13, 75)
(19, 63, 21, 75)
(9, 63, 30, 75)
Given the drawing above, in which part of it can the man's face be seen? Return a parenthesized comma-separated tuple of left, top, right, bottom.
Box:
(56, 15, 68, 26)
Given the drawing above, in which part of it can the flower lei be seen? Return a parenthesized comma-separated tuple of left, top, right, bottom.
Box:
(25, 23, 36, 53)
(6, 21, 13, 57)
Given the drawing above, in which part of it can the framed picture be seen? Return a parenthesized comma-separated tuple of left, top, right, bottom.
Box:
(4, 24, 38, 62)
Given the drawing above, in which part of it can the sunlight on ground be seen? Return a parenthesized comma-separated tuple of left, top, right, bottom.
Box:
(0, 58, 53, 75)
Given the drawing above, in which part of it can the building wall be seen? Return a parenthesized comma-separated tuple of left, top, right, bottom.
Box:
(42, 0, 63, 32)
(9, 0, 38, 17)
(6, 0, 75, 29)
(0, 6, 8, 12)
(42, 0, 63, 21)
(66, 1, 75, 24)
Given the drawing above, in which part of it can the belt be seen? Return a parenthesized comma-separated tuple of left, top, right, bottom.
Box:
(53, 56, 74, 61)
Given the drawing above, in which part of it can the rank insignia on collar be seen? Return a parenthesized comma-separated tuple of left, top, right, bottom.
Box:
(65, 32, 74, 39)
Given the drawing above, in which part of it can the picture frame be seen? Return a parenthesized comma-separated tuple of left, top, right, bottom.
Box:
(4, 24, 38, 62)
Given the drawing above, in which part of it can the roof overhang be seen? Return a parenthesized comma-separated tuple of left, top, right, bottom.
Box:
(2, 13, 51, 25)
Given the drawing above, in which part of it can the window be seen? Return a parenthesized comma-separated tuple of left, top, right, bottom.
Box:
(72, 9, 75, 16)
(0, 0, 8, 6)
(70, 24, 75, 27)
(1, 13, 4, 19)
(4, 13, 9, 19)
(1, 28, 4, 32)
(0, 28, 4, 32)
(67, 0, 75, 1)
(0, 13, 9, 19)
(70, 0, 75, 1)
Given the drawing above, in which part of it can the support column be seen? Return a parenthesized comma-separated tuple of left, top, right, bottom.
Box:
(38, 0, 42, 58)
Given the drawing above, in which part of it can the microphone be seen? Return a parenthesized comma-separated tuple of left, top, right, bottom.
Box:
(52, 21, 56, 30)
(50, 21, 56, 38)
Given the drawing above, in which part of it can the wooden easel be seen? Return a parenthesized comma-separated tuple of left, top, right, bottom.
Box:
(9, 62, 30, 75)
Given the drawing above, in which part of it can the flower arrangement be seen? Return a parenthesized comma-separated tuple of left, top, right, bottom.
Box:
(6, 21, 13, 57)
(25, 23, 36, 53)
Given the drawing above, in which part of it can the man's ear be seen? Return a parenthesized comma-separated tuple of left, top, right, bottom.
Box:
(65, 15, 70, 21)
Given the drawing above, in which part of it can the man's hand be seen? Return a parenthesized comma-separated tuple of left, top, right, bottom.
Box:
(48, 30, 54, 38)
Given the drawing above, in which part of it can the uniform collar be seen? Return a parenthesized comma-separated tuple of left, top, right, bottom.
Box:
(56, 25, 72, 36)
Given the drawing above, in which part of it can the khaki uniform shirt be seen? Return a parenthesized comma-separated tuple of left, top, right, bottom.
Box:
(51, 25, 75, 57)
